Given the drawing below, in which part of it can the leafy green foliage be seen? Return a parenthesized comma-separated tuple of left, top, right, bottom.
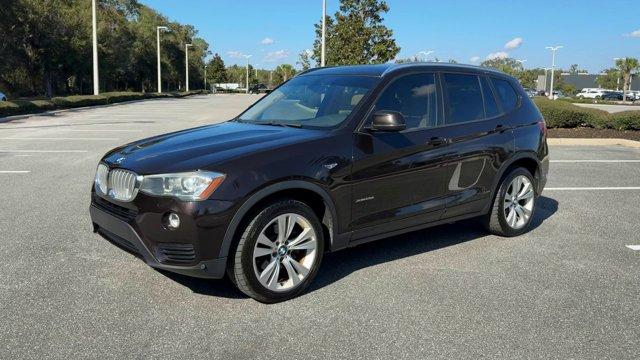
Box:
(533, 98, 640, 130)
(0, 0, 211, 98)
(311, 0, 400, 66)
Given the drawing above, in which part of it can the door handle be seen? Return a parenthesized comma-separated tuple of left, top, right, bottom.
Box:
(428, 137, 448, 146)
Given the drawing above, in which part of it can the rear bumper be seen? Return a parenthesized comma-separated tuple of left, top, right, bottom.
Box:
(90, 205, 227, 279)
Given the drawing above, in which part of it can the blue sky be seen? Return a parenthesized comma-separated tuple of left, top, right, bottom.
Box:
(140, 0, 640, 72)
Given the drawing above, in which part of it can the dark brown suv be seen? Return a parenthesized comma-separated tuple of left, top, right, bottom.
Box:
(90, 63, 549, 303)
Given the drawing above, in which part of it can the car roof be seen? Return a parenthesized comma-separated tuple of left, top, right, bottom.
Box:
(298, 62, 510, 79)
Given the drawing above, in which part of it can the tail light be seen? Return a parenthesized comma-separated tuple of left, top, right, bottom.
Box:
(538, 119, 547, 136)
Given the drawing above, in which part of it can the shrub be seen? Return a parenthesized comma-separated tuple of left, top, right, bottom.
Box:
(533, 98, 608, 128)
(51, 95, 108, 108)
(610, 111, 640, 130)
(0, 100, 56, 117)
(102, 92, 147, 103)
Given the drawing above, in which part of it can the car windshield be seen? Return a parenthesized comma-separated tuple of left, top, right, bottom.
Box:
(237, 75, 378, 128)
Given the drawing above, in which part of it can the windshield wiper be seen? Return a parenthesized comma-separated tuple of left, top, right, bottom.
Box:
(254, 121, 302, 128)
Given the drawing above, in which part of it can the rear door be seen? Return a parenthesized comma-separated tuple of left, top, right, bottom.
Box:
(350, 72, 450, 240)
(438, 73, 515, 218)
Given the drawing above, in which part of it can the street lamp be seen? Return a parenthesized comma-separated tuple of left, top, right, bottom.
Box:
(156, 26, 169, 93)
(614, 57, 624, 91)
(546, 45, 563, 99)
(243, 55, 252, 94)
(185, 43, 193, 92)
(418, 50, 434, 62)
(204, 65, 208, 91)
(321, 0, 326, 67)
(91, 0, 99, 95)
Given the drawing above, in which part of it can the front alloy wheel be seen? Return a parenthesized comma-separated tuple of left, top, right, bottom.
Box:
(229, 200, 324, 303)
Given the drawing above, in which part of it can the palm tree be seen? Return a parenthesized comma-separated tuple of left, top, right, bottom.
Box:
(615, 57, 640, 102)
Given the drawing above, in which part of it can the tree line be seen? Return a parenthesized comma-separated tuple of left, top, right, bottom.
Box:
(0, 0, 212, 98)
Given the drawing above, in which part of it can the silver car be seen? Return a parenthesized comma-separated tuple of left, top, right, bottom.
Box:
(0, 91, 6, 101)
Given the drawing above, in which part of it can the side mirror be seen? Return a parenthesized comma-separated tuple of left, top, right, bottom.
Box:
(370, 111, 406, 132)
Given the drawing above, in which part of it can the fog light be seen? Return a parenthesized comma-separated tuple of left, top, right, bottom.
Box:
(166, 212, 180, 229)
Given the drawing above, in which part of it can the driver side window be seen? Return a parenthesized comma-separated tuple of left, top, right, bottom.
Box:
(374, 73, 438, 130)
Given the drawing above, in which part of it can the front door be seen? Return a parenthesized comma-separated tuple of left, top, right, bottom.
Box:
(349, 72, 449, 240)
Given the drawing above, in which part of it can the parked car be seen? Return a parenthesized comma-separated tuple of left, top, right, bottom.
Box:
(601, 91, 623, 101)
(90, 63, 549, 303)
(523, 88, 536, 98)
(249, 83, 269, 94)
(0, 91, 6, 101)
(576, 89, 605, 99)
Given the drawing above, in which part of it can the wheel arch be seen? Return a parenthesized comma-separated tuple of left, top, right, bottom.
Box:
(219, 180, 342, 260)
(483, 153, 542, 213)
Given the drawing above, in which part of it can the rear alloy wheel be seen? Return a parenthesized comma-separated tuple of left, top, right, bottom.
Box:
(229, 200, 324, 303)
(485, 168, 537, 236)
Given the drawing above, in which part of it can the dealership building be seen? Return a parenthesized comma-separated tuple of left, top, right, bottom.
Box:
(536, 73, 640, 92)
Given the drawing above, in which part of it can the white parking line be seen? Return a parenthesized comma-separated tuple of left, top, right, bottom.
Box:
(545, 187, 640, 191)
(626, 245, 640, 251)
(551, 160, 640, 163)
(0, 150, 88, 153)
(0, 137, 118, 141)
(0, 171, 30, 174)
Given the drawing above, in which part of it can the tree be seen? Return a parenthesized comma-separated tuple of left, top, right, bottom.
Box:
(311, 0, 400, 66)
(207, 53, 227, 84)
(274, 64, 296, 84)
(297, 50, 312, 71)
(479, 57, 523, 76)
(615, 57, 639, 101)
(518, 68, 546, 89)
(596, 68, 620, 90)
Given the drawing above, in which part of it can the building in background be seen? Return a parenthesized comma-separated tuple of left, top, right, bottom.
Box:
(536, 73, 640, 93)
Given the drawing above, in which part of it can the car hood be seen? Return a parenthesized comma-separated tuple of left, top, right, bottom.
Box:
(102, 121, 325, 174)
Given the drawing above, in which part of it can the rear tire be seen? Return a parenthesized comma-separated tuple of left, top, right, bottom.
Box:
(228, 199, 324, 303)
(484, 167, 537, 237)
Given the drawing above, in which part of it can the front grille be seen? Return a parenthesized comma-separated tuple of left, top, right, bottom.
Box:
(156, 243, 196, 264)
(93, 195, 138, 222)
(108, 169, 138, 201)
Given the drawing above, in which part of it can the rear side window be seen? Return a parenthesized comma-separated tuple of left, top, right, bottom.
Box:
(374, 73, 438, 130)
(491, 78, 519, 112)
(442, 73, 484, 124)
(480, 77, 500, 118)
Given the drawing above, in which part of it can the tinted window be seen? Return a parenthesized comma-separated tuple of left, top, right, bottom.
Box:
(374, 73, 437, 130)
(491, 78, 518, 112)
(480, 77, 500, 118)
(442, 73, 484, 124)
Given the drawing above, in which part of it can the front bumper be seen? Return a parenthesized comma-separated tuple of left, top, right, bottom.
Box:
(90, 205, 227, 279)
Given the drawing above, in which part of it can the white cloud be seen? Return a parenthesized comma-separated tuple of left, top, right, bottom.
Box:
(486, 51, 509, 60)
(227, 51, 244, 58)
(260, 37, 274, 45)
(504, 37, 523, 50)
(627, 29, 640, 37)
(470, 56, 480, 63)
(264, 49, 290, 62)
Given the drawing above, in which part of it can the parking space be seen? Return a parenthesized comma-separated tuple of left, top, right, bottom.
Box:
(1, 95, 639, 359)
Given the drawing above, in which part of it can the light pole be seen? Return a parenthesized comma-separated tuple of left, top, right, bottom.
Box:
(156, 26, 169, 93)
(614, 57, 623, 91)
(91, 0, 99, 95)
(185, 43, 193, 92)
(418, 50, 434, 62)
(321, 0, 326, 67)
(243, 55, 252, 94)
(546, 46, 563, 99)
(204, 65, 208, 91)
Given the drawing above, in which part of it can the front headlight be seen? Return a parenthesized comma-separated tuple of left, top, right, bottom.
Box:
(94, 164, 109, 195)
(139, 171, 226, 201)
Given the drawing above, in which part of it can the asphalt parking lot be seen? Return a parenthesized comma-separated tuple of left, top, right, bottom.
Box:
(1, 95, 639, 359)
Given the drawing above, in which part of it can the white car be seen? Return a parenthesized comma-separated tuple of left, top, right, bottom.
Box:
(0, 91, 6, 101)
(576, 89, 606, 99)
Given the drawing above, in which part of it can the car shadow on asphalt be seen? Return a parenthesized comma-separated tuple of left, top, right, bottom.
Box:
(160, 196, 559, 300)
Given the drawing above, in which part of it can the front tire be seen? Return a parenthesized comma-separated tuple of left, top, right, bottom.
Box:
(229, 200, 324, 303)
(484, 168, 536, 237)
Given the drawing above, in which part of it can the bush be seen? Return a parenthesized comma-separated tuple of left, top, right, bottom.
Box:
(610, 111, 640, 130)
(51, 95, 108, 108)
(0, 100, 56, 117)
(102, 91, 147, 103)
(533, 98, 640, 130)
(533, 98, 608, 128)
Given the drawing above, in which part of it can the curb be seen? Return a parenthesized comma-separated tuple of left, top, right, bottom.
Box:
(548, 138, 640, 148)
(0, 93, 212, 124)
